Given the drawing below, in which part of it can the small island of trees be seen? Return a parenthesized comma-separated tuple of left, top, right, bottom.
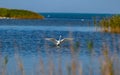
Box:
(0, 8, 44, 19)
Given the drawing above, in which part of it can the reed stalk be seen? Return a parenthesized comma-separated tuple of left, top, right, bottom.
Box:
(14, 40, 25, 75)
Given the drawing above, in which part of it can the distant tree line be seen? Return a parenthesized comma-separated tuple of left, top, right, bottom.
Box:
(100, 15, 120, 33)
(0, 8, 44, 19)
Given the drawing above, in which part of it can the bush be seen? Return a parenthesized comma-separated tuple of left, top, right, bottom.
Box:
(100, 15, 120, 33)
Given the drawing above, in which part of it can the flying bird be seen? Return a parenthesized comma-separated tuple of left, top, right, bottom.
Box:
(45, 35, 73, 46)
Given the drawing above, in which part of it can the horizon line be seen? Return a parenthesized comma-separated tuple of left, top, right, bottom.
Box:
(38, 12, 119, 15)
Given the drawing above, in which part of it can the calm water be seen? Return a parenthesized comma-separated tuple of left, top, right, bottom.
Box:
(0, 13, 119, 75)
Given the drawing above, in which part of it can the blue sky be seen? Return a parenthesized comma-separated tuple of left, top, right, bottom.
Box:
(0, 0, 120, 13)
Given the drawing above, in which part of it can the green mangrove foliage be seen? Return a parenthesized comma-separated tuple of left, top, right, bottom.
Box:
(0, 8, 44, 19)
(100, 15, 120, 33)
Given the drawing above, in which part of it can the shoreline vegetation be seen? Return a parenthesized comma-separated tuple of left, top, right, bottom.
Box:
(0, 8, 44, 19)
(100, 15, 120, 33)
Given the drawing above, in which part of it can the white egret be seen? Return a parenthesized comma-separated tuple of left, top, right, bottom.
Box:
(45, 35, 73, 46)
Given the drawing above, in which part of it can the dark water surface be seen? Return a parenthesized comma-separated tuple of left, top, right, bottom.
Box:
(0, 14, 119, 75)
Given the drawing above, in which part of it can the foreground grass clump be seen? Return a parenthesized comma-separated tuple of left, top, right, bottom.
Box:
(0, 8, 44, 19)
(100, 15, 120, 33)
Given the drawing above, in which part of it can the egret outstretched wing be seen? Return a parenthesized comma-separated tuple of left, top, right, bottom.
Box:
(61, 38, 73, 43)
(45, 38, 57, 44)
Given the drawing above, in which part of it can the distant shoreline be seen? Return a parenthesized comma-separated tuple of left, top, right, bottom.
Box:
(0, 16, 15, 19)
